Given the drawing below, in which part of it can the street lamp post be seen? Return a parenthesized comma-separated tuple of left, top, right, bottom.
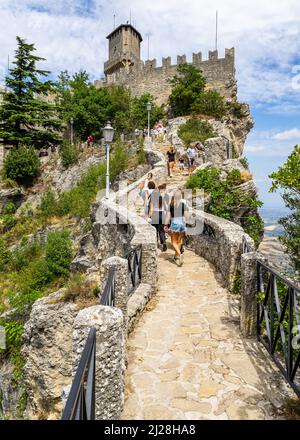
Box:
(102, 121, 115, 199)
(146, 101, 152, 139)
(70, 117, 74, 145)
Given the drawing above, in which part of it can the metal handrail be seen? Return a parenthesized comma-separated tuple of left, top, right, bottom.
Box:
(257, 261, 300, 397)
(61, 328, 96, 420)
(126, 245, 142, 296)
(242, 235, 250, 254)
(202, 222, 215, 238)
(100, 267, 115, 306)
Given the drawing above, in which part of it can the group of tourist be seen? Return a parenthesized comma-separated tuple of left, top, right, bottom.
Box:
(139, 172, 189, 267)
(166, 143, 204, 176)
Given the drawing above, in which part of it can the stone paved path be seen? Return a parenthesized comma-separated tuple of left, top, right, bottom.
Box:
(122, 142, 290, 420)
(122, 249, 290, 420)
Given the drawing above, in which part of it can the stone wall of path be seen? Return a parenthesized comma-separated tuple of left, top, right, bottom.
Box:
(20, 139, 263, 420)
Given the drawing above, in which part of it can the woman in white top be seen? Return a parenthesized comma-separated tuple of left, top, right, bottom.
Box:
(139, 173, 154, 200)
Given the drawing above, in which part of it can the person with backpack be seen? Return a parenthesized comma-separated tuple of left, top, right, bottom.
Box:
(148, 183, 169, 251)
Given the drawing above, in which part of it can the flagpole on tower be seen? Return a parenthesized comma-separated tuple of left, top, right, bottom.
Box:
(215, 10, 218, 51)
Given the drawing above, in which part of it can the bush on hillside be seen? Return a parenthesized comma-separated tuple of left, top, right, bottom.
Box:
(186, 166, 264, 245)
(60, 142, 79, 168)
(178, 118, 216, 146)
(45, 229, 72, 277)
(192, 89, 227, 118)
(4, 147, 40, 184)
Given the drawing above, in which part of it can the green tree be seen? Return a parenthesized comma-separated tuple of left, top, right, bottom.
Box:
(270, 145, 300, 269)
(4, 146, 40, 184)
(192, 89, 227, 118)
(168, 64, 206, 116)
(178, 117, 216, 145)
(0, 36, 62, 149)
(131, 94, 165, 129)
(56, 71, 165, 139)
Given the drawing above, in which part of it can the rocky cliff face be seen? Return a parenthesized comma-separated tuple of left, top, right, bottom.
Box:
(21, 290, 79, 420)
(167, 104, 253, 158)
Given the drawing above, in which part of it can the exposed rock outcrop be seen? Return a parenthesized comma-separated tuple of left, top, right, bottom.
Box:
(0, 187, 25, 213)
(22, 290, 79, 420)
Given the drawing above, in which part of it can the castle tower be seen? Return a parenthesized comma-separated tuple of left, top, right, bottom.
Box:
(104, 24, 143, 77)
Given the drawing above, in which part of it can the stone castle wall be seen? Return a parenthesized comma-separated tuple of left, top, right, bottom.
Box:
(95, 48, 237, 106)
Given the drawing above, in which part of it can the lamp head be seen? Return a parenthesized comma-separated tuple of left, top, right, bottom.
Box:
(102, 121, 115, 143)
(146, 101, 152, 112)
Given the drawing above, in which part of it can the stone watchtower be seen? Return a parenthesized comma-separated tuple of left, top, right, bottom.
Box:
(104, 23, 143, 80)
(96, 24, 237, 105)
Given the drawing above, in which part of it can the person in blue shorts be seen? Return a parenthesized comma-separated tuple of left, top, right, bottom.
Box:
(164, 188, 189, 266)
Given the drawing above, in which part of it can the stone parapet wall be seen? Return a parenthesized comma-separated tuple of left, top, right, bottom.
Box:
(189, 211, 255, 291)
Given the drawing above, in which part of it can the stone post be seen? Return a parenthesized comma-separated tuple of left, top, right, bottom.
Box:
(73, 306, 125, 420)
(131, 239, 157, 293)
(100, 256, 128, 330)
(240, 252, 267, 337)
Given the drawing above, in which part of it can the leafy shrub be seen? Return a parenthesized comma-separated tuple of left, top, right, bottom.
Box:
(4, 147, 40, 184)
(227, 101, 245, 118)
(178, 118, 216, 146)
(186, 166, 264, 244)
(242, 214, 265, 246)
(3, 202, 16, 215)
(192, 89, 227, 118)
(226, 169, 243, 187)
(2, 320, 24, 349)
(39, 190, 58, 219)
(45, 229, 72, 277)
(0, 320, 24, 379)
(136, 137, 146, 164)
(11, 239, 42, 271)
(60, 142, 79, 168)
(0, 238, 12, 270)
(1, 214, 17, 232)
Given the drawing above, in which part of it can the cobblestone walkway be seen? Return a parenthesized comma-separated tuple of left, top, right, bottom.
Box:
(122, 249, 290, 420)
(122, 142, 290, 420)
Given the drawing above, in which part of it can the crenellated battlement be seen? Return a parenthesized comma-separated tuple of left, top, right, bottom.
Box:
(96, 47, 236, 105)
(117, 48, 235, 71)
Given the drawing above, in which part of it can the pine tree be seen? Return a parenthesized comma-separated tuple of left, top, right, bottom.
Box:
(0, 36, 62, 149)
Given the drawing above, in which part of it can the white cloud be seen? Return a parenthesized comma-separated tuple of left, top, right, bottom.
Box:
(272, 128, 300, 141)
(244, 145, 266, 153)
(0, 0, 299, 110)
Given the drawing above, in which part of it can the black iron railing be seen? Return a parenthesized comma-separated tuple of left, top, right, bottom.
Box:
(257, 261, 300, 397)
(202, 222, 215, 238)
(242, 235, 250, 254)
(126, 245, 142, 296)
(99, 267, 116, 306)
(61, 328, 96, 420)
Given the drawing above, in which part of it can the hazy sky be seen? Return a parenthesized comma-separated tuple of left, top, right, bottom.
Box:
(1, 0, 299, 207)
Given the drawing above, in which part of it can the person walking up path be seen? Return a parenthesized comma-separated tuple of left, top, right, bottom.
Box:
(187, 144, 196, 175)
(164, 188, 189, 267)
(166, 146, 176, 177)
(148, 183, 169, 252)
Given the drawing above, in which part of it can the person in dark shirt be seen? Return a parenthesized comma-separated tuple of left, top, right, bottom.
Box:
(148, 183, 169, 251)
(164, 188, 189, 266)
(166, 146, 176, 177)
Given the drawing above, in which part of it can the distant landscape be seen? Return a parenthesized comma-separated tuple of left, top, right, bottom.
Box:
(259, 207, 289, 238)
